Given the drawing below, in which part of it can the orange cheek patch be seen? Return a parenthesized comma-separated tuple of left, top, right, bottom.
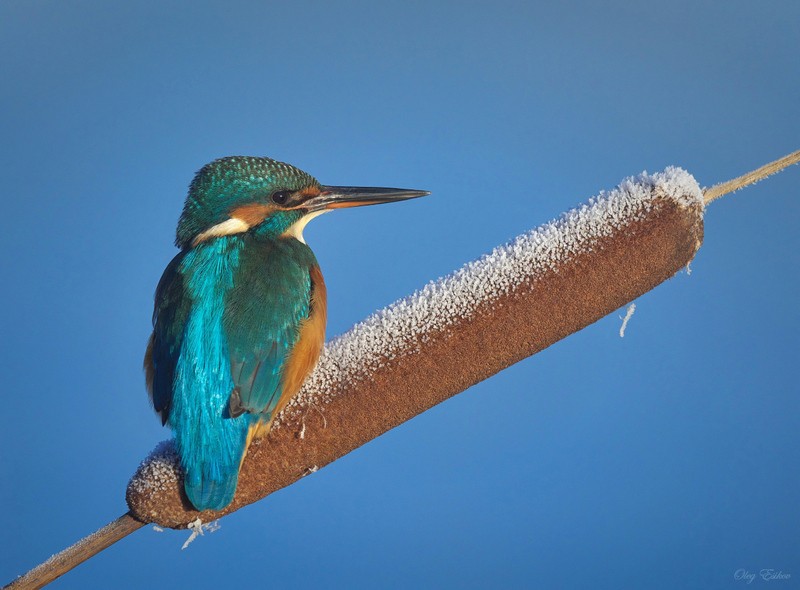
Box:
(231, 203, 274, 225)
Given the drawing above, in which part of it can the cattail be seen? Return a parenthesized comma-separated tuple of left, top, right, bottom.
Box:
(126, 166, 706, 528)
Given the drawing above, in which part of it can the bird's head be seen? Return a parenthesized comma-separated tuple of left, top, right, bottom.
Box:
(176, 156, 428, 248)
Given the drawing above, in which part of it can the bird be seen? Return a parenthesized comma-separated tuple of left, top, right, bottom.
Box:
(144, 155, 428, 511)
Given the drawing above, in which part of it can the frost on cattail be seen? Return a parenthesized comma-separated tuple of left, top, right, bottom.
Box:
(280, 167, 702, 421)
(127, 440, 182, 500)
(619, 303, 637, 338)
(181, 519, 220, 550)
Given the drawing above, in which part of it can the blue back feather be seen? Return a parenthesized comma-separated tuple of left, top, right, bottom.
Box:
(159, 237, 253, 510)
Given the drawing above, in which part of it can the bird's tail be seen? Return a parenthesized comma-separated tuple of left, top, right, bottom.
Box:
(184, 458, 242, 512)
(181, 420, 255, 512)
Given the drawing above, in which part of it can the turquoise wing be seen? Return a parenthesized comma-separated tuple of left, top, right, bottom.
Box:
(223, 239, 313, 419)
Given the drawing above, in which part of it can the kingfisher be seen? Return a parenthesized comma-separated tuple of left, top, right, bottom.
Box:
(144, 156, 428, 511)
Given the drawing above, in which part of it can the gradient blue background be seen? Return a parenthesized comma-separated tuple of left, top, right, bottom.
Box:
(1, 1, 798, 588)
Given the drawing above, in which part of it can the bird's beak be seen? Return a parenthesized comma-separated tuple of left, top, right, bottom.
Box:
(303, 186, 430, 211)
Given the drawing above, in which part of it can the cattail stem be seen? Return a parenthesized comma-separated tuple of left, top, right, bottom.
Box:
(703, 149, 800, 204)
(3, 513, 145, 590)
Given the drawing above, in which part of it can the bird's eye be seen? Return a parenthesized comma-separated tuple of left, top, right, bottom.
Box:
(271, 190, 292, 205)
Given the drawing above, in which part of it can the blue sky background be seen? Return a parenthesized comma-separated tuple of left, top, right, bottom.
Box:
(1, 1, 798, 588)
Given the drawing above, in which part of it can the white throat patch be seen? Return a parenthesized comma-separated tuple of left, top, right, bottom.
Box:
(283, 210, 329, 244)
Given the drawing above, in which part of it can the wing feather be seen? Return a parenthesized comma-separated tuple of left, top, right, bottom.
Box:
(223, 239, 314, 418)
(145, 252, 190, 424)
